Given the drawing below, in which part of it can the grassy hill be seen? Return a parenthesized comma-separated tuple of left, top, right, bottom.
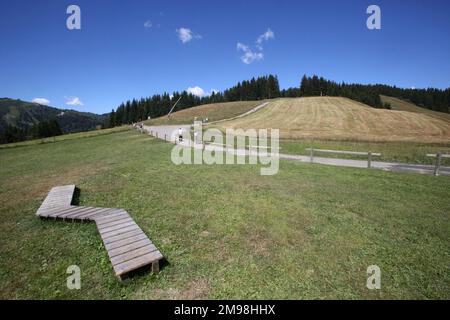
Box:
(0, 128, 449, 299)
(218, 97, 450, 143)
(0, 98, 107, 134)
(144, 100, 262, 126)
(381, 95, 450, 121)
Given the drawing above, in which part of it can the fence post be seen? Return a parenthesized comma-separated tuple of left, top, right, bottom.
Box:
(434, 153, 442, 176)
(367, 151, 372, 169)
(310, 148, 314, 163)
(156, 132, 158, 139)
(165, 134, 167, 141)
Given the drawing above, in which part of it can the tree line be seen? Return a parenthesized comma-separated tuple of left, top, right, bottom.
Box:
(109, 73, 449, 128)
(281, 75, 450, 112)
(109, 75, 281, 126)
(0, 120, 62, 144)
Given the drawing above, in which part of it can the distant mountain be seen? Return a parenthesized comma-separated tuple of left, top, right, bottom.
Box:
(0, 98, 108, 134)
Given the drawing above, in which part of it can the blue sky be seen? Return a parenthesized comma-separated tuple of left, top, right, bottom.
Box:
(1, 0, 449, 114)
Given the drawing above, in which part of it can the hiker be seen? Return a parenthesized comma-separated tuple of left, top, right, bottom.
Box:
(178, 128, 183, 142)
(194, 131, 198, 144)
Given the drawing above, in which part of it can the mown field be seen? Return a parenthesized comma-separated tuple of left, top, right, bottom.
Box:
(1, 129, 449, 299)
(380, 95, 450, 121)
(219, 97, 450, 143)
(144, 101, 262, 126)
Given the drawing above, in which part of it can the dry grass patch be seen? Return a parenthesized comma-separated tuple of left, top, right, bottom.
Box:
(220, 97, 450, 143)
(144, 101, 262, 126)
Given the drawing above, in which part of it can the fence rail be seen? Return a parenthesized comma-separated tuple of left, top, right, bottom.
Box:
(305, 148, 381, 168)
(426, 153, 450, 176)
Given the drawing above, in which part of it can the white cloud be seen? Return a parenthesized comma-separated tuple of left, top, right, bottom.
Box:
(176, 27, 202, 43)
(187, 86, 207, 97)
(186, 87, 219, 97)
(32, 98, 50, 105)
(144, 20, 152, 29)
(65, 96, 84, 107)
(256, 28, 275, 49)
(237, 28, 275, 64)
(237, 42, 264, 64)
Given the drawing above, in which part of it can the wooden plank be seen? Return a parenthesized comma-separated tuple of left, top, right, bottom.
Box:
(113, 250, 163, 276)
(37, 205, 75, 217)
(110, 244, 158, 266)
(107, 239, 153, 258)
(94, 210, 128, 222)
(99, 221, 137, 234)
(305, 148, 381, 156)
(427, 153, 450, 158)
(94, 211, 129, 224)
(46, 205, 87, 217)
(45, 206, 85, 218)
(104, 233, 149, 251)
(52, 206, 91, 219)
(65, 207, 112, 220)
(77, 208, 119, 221)
(101, 229, 144, 245)
(100, 224, 141, 240)
(61, 207, 101, 219)
(98, 217, 134, 229)
(93, 208, 128, 221)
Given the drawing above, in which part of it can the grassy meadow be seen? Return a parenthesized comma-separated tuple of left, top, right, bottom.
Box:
(0, 129, 449, 299)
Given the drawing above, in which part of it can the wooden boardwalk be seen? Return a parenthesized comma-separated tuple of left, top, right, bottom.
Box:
(36, 185, 163, 279)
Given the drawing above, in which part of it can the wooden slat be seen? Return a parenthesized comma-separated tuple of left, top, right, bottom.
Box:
(95, 212, 130, 225)
(99, 222, 139, 236)
(113, 250, 163, 276)
(98, 219, 136, 232)
(65, 207, 112, 220)
(110, 244, 158, 266)
(104, 233, 149, 251)
(77, 208, 118, 221)
(37, 205, 76, 217)
(95, 210, 129, 223)
(100, 224, 141, 240)
(101, 229, 144, 245)
(52, 206, 91, 219)
(61, 207, 100, 219)
(98, 217, 134, 229)
(107, 238, 153, 258)
(45, 206, 85, 218)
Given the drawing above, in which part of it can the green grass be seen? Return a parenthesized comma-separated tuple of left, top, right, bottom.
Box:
(279, 139, 450, 166)
(205, 127, 450, 166)
(0, 126, 130, 149)
(0, 129, 449, 299)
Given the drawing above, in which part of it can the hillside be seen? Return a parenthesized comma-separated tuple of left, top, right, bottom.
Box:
(381, 95, 450, 121)
(0, 98, 107, 134)
(143, 100, 262, 125)
(218, 97, 450, 143)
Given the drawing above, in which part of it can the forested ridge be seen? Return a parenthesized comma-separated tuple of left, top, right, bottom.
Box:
(109, 74, 449, 127)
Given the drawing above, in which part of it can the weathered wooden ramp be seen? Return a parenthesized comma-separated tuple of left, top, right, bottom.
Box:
(36, 185, 163, 279)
